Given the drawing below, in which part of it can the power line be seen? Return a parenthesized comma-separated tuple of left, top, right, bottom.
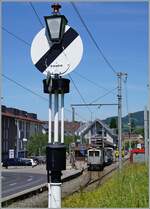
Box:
(2, 28, 87, 121)
(71, 2, 117, 75)
(27, 2, 114, 119)
(2, 74, 48, 101)
(2, 5, 115, 121)
(89, 87, 117, 104)
(2, 74, 86, 121)
(2, 27, 30, 46)
(28, 4, 117, 118)
(2, 27, 112, 119)
(29, 2, 115, 95)
(73, 71, 110, 91)
(2, 7, 116, 100)
(29, 2, 44, 27)
(65, 107, 86, 121)
(68, 74, 92, 115)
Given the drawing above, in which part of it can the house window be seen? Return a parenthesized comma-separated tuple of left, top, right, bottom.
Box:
(2, 141, 5, 152)
(20, 140, 23, 149)
(20, 131, 24, 139)
(35, 125, 37, 133)
(7, 119, 10, 128)
(19, 121, 22, 129)
(98, 131, 102, 135)
(5, 141, 8, 152)
(5, 129, 8, 139)
(22, 121, 24, 129)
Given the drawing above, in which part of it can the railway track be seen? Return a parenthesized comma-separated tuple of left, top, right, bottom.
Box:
(77, 157, 129, 192)
(2, 157, 129, 208)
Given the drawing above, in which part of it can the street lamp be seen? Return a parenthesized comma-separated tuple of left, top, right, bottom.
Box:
(44, 4, 68, 44)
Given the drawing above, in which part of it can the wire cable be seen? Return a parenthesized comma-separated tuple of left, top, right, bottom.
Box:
(2, 8, 116, 101)
(65, 107, 86, 121)
(3, 74, 86, 121)
(2, 27, 30, 46)
(89, 87, 117, 104)
(29, 2, 44, 27)
(28, 3, 112, 94)
(68, 74, 93, 115)
(71, 2, 117, 75)
(2, 74, 48, 101)
(2, 5, 116, 122)
(73, 71, 110, 92)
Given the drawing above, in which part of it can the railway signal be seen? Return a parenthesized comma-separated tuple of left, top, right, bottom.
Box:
(31, 3, 83, 208)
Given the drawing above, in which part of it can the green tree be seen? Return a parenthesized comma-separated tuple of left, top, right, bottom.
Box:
(64, 135, 77, 152)
(131, 119, 136, 133)
(134, 127, 144, 137)
(109, 117, 117, 129)
(27, 133, 48, 156)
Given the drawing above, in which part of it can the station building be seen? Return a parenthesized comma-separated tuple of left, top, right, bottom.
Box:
(2, 105, 43, 160)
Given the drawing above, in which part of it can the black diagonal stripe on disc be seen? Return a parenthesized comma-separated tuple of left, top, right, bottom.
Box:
(35, 27, 79, 73)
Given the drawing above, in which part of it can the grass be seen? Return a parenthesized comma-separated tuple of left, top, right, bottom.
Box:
(62, 163, 149, 208)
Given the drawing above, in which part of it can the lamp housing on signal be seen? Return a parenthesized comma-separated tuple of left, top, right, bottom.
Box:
(44, 15, 68, 44)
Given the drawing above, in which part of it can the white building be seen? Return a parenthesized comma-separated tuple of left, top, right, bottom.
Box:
(76, 119, 118, 147)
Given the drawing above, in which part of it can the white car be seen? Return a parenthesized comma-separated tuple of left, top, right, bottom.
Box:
(21, 158, 37, 167)
(29, 158, 37, 167)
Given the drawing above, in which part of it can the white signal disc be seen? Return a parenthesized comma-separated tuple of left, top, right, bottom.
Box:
(31, 25, 83, 76)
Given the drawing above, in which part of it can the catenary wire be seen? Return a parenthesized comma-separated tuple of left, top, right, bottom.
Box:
(68, 74, 93, 115)
(2, 74, 48, 101)
(29, 3, 111, 94)
(2, 27, 30, 46)
(2, 20, 116, 99)
(71, 2, 117, 75)
(2, 26, 116, 120)
(29, 3, 92, 118)
(89, 87, 118, 104)
(36, 5, 114, 119)
(2, 5, 116, 120)
(73, 71, 111, 92)
(28, 2, 117, 97)
(2, 74, 86, 121)
(29, 2, 44, 27)
(2, 25, 113, 96)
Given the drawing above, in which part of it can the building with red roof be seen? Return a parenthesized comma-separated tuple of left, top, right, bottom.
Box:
(2, 105, 44, 160)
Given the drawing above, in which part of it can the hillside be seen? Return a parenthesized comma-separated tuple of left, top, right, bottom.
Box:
(104, 111, 144, 128)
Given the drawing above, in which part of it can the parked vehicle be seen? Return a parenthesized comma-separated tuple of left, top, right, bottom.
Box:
(20, 158, 37, 167)
(104, 147, 113, 166)
(87, 148, 104, 171)
(2, 158, 21, 167)
(32, 156, 46, 164)
(2, 158, 37, 168)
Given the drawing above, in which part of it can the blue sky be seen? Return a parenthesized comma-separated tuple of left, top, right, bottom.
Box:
(2, 1, 148, 122)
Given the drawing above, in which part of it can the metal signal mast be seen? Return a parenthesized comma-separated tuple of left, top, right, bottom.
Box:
(117, 72, 127, 170)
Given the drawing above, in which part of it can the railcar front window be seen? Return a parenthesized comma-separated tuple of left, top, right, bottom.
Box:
(89, 151, 94, 156)
(95, 151, 100, 156)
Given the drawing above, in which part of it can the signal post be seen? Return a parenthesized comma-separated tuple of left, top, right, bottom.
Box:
(31, 3, 83, 208)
